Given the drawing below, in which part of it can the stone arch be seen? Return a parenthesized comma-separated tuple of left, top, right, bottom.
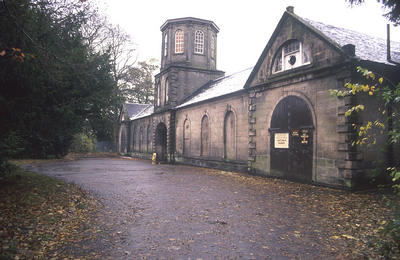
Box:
(200, 114, 210, 157)
(155, 122, 168, 162)
(269, 94, 316, 183)
(139, 126, 143, 152)
(146, 124, 151, 152)
(224, 105, 237, 160)
(119, 124, 127, 154)
(266, 92, 317, 158)
(270, 39, 311, 75)
(183, 118, 191, 156)
(131, 124, 137, 152)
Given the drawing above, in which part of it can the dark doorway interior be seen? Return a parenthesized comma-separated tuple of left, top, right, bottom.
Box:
(155, 123, 168, 162)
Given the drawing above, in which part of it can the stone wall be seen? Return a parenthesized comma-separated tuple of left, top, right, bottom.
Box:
(175, 92, 249, 172)
(250, 73, 349, 187)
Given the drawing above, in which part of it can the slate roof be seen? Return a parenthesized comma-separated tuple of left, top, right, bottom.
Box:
(302, 18, 400, 65)
(130, 104, 154, 120)
(177, 67, 253, 108)
(125, 103, 153, 120)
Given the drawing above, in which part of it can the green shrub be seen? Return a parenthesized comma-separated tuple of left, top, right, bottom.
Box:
(68, 133, 97, 153)
(0, 132, 23, 177)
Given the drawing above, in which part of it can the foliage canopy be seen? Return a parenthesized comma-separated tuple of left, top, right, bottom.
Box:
(0, 0, 120, 158)
(347, 0, 400, 25)
(0, 0, 158, 160)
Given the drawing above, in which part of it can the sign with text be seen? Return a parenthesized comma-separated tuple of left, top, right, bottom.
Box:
(274, 133, 289, 148)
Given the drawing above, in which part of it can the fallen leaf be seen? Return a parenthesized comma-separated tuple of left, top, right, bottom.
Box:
(342, 234, 357, 240)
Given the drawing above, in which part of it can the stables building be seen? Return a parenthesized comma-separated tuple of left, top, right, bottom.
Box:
(118, 7, 400, 189)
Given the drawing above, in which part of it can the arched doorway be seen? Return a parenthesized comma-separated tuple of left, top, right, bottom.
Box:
(120, 126, 127, 154)
(224, 110, 236, 160)
(270, 96, 314, 183)
(201, 115, 209, 156)
(183, 119, 191, 156)
(155, 123, 167, 162)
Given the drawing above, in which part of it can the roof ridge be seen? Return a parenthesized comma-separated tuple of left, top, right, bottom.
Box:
(302, 17, 400, 45)
(177, 67, 253, 109)
(180, 67, 253, 104)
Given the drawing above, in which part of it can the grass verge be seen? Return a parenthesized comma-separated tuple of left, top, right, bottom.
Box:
(0, 165, 100, 259)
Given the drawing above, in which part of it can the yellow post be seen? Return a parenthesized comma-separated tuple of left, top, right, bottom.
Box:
(152, 153, 157, 165)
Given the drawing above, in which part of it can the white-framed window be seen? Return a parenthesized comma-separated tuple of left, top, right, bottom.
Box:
(175, 29, 184, 54)
(164, 34, 168, 57)
(211, 35, 215, 58)
(273, 40, 310, 73)
(194, 30, 204, 54)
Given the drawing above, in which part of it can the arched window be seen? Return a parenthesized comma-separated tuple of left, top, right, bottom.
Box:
(194, 30, 204, 54)
(272, 40, 310, 73)
(146, 125, 151, 152)
(164, 78, 169, 104)
(224, 111, 236, 160)
(183, 119, 191, 156)
(120, 125, 127, 154)
(156, 83, 161, 106)
(201, 115, 209, 156)
(142, 126, 146, 152)
(164, 34, 168, 57)
(211, 35, 215, 58)
(139, 127, 143, 152)
(132, 125, 136, 151)
(175, 30, 184, 54)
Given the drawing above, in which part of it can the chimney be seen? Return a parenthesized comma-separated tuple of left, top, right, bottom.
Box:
(286, 6, 294, 14)
(342, 44, 355, 57)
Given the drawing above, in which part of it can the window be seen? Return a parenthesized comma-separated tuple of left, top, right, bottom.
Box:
(211, 35, 215, 58)
(273, 40, 310, 73)
(284, 41, 300, 54)
(201, 115, 209, 156)
(164, 79, 169, 104)
(164, 34, 168, 57)
(194, 30, 204, 54)
(175, 30, 184, 53)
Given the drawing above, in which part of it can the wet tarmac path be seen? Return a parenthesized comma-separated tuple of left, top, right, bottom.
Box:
(23, 157, 387, 259)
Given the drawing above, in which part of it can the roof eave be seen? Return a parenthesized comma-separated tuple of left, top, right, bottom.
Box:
(160, 17, 220, 32)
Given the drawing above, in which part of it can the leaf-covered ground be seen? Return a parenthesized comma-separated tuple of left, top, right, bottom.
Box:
(0, 166, 103, 259)
(209, 170, 400, 259)
(1, 158, 399, 259)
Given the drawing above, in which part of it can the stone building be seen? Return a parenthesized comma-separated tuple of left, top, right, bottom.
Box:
(119, 7, 400, 189)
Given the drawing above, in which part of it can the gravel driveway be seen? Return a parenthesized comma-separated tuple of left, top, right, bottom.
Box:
(23, 157, 391, 259)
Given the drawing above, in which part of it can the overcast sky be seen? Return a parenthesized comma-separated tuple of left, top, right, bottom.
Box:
(99, 0, 400, 75)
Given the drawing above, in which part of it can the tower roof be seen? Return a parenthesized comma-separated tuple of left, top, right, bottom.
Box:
(160, 17, 219, 32)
